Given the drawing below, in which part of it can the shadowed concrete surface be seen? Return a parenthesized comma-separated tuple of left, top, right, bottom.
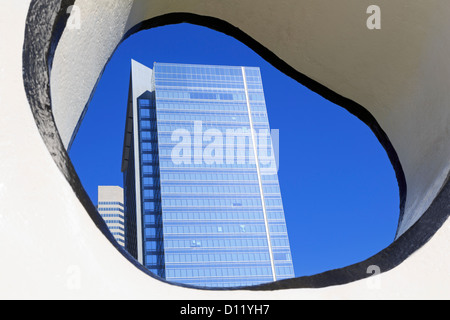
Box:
(0, 0, 448, 299)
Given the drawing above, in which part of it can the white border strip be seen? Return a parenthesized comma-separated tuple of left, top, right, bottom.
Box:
(242, 67, 276, 282)
(132, 91, 144, 264)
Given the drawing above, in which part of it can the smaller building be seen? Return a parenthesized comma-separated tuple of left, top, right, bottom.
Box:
(97, 186, 125, 248)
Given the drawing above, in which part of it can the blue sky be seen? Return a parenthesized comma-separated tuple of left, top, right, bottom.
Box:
(69, 23, 400, 278)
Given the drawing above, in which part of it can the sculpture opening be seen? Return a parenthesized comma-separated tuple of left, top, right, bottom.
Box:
(68, 23, 400, 288)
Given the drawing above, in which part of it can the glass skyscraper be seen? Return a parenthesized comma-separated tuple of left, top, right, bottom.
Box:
(122, 60, 294, 288)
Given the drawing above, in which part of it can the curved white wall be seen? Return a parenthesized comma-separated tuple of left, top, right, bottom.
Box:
(0, 0, 448, 299)
(51, 0, 450, 237)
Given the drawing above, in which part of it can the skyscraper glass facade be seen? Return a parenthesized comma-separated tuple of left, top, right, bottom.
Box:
(123, 61, 294, 288)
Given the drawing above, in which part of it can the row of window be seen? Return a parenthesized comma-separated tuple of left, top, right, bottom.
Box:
(155, 64, 246, 76)
(161, 184, 261, 195)
(155, 90, 266, 104)
(161, 167, 261, 176)
(272, 252, 292, 261)
(155, 81, 246, 90)
(160, 192, 281, 202)
(156, 90, 246, 102)
(157, 164, 274, 176)
(140, 130, 157, 140)
(107, 225, 125, 232)
(261, 174, 278, 181)
(157, 108, 262, 118)
(156, 131, 263, 143)
(144, 227, 162, 238)
(166, 251, 271, 264)
(139, 120, 156, 131)
(142, 189, 157, 199)
(158, 144, 263, 155)
(98, 207, 124, 213)
(162, 189, 265, 198)
(141, 165, 159, 175)
(162, 209, 286, 221)
(161, 195, 282, 207)
(156, 128, 270, 142)
(99, 213, 124, 219)
(111, 232, 125, 238)
(180, 280, 271, 288)
(155, 73, 244, 83)
(142, 200, 161, 212)
(158, 162, 277, 172)
(165, 266, 294, 281)
(156, 111, 249, 122)
(103, 219, 124, 226)
(163, 237, 269, 249)
(155, 69, 245, 78)
(154, 73, 262, 86)
(157, 158, 275, 170)
(157, 137, 272, 149)
(154, 65, 260, 79)
(160, 172, 258, 182)
(159, 179, 275, 186)
(190, 92, 241, 101)
(156, 102, 248, 112)
(156, 63, 259, 74)
(155, 83, 242, 93)
(265, 198, 284, 207)
(137, 99, 153, 107)
(142, 177, 158, 186)
(163, 223, 267, 235)
(145, 254, 164, 266)
(164, 208, 284, 222)
(146, 221, 288, 234)
(161, 197, 263, 208)
(248, 84, 264, 91)
(155, 71, 246, 81)
(263, 185, 281, 194)
(271, 238, 291, 247)
(143, 214, 162, 225)
(140, 144, 156, 153)
(162, 222, 288, 237)
(251, 112, 269, 122)
(98, 201, 124, 207)
(155, 111, 269, 125)
(166, 266, 272, 280)
(144, 240, 163, 251)
(148, 159, 275, 171)
(276, 266, 295, 277)
(158, 159, 259, 169)
(156, 121, 252, 132)
(156, 100, 268, 113)
(269, 224, 288, 233)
